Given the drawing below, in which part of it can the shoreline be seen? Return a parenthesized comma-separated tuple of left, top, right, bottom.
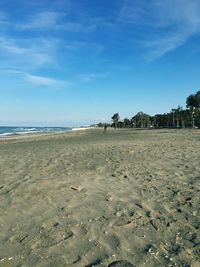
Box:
(0, 127, 95, 142)
(0, 126, 198, 142)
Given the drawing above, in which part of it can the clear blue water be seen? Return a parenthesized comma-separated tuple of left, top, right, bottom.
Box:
(0, 126, 72, 137)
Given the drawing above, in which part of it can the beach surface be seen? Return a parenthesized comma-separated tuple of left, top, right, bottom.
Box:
(0, 128, 200, 267)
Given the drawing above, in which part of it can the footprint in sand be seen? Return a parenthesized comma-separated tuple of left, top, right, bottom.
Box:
(107, 260, 135, 267)
(111, 213, 131, 227)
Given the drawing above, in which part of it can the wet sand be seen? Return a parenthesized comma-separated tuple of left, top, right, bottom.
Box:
(0, 128, 200, 267)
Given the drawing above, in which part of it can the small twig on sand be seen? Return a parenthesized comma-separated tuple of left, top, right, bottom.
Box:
(70, 185, 81, 191)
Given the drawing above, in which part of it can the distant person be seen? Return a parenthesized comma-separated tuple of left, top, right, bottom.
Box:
(104, 125, 107, 133)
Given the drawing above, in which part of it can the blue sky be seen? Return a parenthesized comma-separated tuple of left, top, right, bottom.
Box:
(0, 0, 200, 126)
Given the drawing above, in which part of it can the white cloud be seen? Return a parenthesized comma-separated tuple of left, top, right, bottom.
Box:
(17, 11, 96, 33)
(63, 40, 104, 53)
(80, 72, 109, 83)
(25, 74, 67, 87)
(0, 68, 24, 74)
(0, 37, 28, 54)
(19, 11, 63, 30)
(142, 29, 192, 62)
(0, 69, 73, 88)
(0, 9, 106, 85)
(120, 0, 200, 60)
(0, 36, 58, 70)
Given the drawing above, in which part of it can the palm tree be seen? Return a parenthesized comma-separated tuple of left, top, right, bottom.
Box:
(174, 106, 182, 128)
(171, 108, 176, 128)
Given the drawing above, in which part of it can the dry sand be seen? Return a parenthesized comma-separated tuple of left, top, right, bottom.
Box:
(0, 128, 200, 267)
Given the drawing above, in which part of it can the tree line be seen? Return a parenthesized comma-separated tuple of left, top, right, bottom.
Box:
(97, 90, 200, 129)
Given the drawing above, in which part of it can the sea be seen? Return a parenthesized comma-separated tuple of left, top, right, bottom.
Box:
(0, 126, 72, 137)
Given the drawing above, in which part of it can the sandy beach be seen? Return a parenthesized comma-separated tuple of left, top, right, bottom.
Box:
(0, 128, 199, 267)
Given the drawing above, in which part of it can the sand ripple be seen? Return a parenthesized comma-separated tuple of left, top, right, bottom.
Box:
(0, 129, 200, 266)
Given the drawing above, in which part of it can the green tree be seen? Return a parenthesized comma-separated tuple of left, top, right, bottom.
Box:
(153, 114, 168, 128)
(186, 91, 200, 127)
(111, 113, 120, 129)
(123, 117, 131, 128)
(133, 112, 150, 128)
(170, 106, 185, 128)
(179, 109, 191, 128)
(171, 108, 176, 128)
(186, 91, 200, 109)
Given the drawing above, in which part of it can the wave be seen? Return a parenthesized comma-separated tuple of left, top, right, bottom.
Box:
(0, 126, 72, 137)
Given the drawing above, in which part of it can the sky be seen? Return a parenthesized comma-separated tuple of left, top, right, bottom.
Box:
(0, 0, 200, 126)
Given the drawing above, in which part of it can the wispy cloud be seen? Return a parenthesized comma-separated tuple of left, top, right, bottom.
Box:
(25, 74, 68, 87)
(0, 68, 24, 74)
(19, 11, 64, 30)
(0, 36, 58, 70)
(120, 0, 200, 61)
(141, 30, 191, 62)
(0, 68, 72, 88)
(0, 7, 108, 88)
(79, 72, 109, 83)
(0, 37, 29, 54)
(17, 11, 97, 33)
(63, 40, 104, 53)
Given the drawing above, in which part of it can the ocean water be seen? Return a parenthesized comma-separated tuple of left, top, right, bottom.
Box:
(0, 126, 72, 137)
